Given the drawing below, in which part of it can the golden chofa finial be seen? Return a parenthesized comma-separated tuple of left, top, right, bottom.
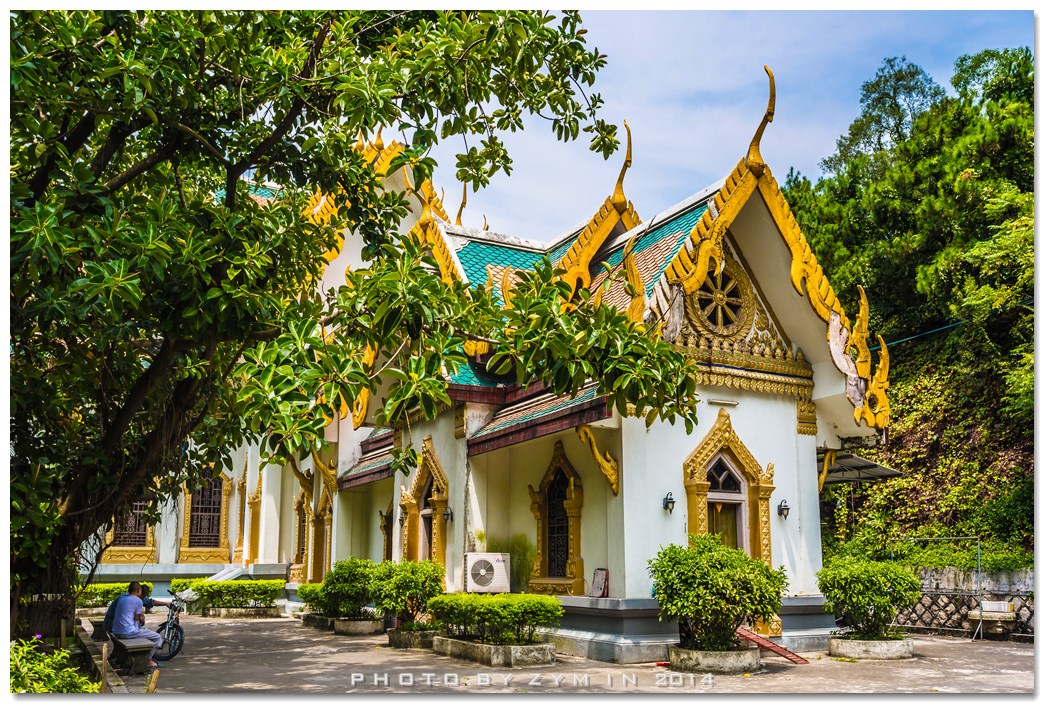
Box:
(611, 120, 633, 214)
(374, 125, 385, 152)
(745, 66, 776, 178)
(354, 131, 365, 153)
(456, 182, 467, 226)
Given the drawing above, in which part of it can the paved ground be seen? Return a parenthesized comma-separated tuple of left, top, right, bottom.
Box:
(118, 614, 1033, 696)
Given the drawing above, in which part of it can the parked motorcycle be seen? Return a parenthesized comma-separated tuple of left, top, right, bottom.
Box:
(154, 589, 198, 661)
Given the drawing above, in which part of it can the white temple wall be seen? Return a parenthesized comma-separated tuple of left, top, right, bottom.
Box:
(619, 391, 820, 597)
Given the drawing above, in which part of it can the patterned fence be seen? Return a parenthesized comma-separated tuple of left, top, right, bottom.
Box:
(894, 591, 1034, 637)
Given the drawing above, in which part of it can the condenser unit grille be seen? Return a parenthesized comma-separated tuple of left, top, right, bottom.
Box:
(464, 553, 511, 593)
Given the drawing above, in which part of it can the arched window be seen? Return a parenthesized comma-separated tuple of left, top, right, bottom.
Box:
(527, 441, 584, 596)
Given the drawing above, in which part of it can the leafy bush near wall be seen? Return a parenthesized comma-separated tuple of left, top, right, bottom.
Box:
(320, 558, 377, 619)
(76, 582, 151, 608)
(187, 580, 284, 608)
(169, 578, 200, 594)
(369, 560, 444, 624)
(648, 534, 788, 652)
(10, 638, 101, 693)
(428, 593, 563, 645)
(296, 583, 326, 614)
(486, 534, 537, 593)
(817, 557, 921, 639)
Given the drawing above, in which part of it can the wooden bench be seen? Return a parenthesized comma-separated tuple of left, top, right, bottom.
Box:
(109, 635, 155, 675)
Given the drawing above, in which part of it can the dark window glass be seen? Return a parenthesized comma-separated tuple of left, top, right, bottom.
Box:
(708, 459, 742, 493)
(112, 501, 148, 546)
(189, 476, 223, 547)
(547, 470, 570, 577)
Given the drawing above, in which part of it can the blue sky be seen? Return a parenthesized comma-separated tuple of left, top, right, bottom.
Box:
(426, 10, 1034, 243)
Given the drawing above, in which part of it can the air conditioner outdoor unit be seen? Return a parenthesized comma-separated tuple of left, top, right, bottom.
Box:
(464, 552, 511, 593)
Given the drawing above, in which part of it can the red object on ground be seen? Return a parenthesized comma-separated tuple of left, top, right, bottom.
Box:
(655, 661, 670, 667)
(736, 627, 810, 664)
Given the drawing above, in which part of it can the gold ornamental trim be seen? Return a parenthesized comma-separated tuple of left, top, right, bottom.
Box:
(575, 424, 620, 496)
(683, 408, 775, 565)
(796, 397, 818, 436)
(528, 440, 585, 596)
(818, 449, 837, 494)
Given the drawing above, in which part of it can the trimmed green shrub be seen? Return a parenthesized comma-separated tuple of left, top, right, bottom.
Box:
(10, 638, 101, 693)
(189, 580, 285, 608)
(648, 534, 788, 651)
(320, 557, 377, 619)
(486, 534, 537, 593)
(369, 560, 445, 624)
(296, 583, 326, 614)
(169, 578, 200, 594)
(76, 582, 151, 608)
(427, 593, 563, 645)
(817, 557, 921, 639)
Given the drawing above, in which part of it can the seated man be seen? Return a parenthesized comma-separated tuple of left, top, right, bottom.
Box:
(103, 581, 167, 634)
(111, 581, 164, 669)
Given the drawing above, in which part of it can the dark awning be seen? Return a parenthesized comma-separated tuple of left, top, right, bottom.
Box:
(817, 451, 902, 486)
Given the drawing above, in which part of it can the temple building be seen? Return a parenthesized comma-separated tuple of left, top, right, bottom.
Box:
(91, 69, 892, 660)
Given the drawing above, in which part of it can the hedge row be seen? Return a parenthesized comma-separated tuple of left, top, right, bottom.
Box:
(76, 582, 151, 608)
(168, 579, 285, 608)
(427, 593, 563, 645)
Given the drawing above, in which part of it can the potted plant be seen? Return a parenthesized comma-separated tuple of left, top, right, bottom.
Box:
(370, 560, 446, 649)
(817, 556, 920, 659)
(321, 558, 383, 635)
(648, 534, 788, 674)
(296, 583, 335, 631)
(427, 593, 562, 667)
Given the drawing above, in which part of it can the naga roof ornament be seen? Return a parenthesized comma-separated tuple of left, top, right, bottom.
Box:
(556, 120, 641, 300)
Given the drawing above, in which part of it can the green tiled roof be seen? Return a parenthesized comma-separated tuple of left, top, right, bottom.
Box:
(340, 450, 393, 481)
(456, 241, 546, 288)
(547, 233, 579, 264)
(448, 361, 503, 388)
(214, 183, 282, 203)
(591, 203, 708, 297)
(473, 384, 600, 438)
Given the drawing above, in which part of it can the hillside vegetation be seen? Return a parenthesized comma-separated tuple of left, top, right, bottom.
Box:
(783, 48, 1033, 571)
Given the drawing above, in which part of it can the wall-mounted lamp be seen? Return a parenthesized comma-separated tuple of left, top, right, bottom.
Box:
(399, 513, 406, 527)
(442, 507, 454, 523)
(777, 499, 790, 520)
(662, 492, 676, 514)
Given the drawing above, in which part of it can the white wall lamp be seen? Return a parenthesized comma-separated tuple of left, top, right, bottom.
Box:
(442, 507, 454, 523)
(662, 492, 676, 514)
(777, 499, 790, 520)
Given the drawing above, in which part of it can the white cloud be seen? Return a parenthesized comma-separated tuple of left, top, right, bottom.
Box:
(426, 10, 1032, 242)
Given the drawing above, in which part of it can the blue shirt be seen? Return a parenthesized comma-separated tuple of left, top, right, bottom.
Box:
(112, 593, 144, 635)
(103, 593, 155, 633)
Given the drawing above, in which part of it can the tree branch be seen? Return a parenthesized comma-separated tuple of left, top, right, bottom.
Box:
(176, 122, 228, 163)
(104, 134, 183, 193)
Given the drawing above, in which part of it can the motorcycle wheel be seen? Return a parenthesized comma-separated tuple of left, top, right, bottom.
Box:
(154, 622, 184, 661)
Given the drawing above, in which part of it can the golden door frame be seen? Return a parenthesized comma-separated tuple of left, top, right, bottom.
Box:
(527, 440, 585, 596)
(683, 408, 775, 565)
(245, 469, 263, 565)
(399, 436, 449, 569)
(179, 471, 234, 563)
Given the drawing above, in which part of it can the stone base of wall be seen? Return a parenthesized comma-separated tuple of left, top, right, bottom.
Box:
(433, 636, 556, 667)
(829, 637, 914, 660)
